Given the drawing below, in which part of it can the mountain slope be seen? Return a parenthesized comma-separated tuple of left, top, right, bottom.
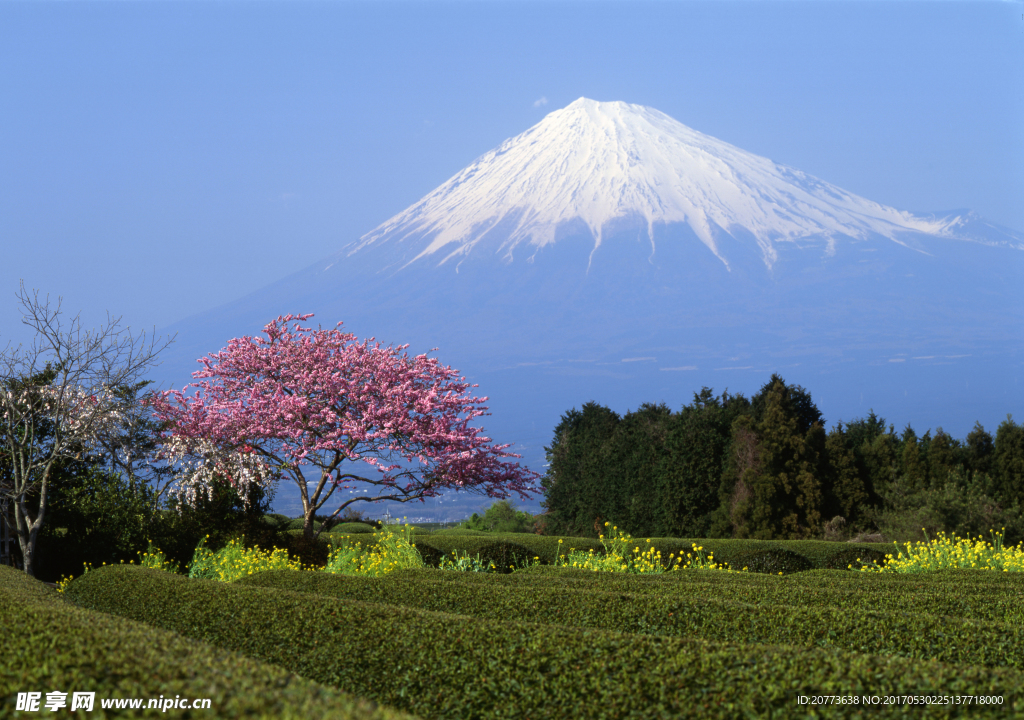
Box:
(343, 98, 1020, 276)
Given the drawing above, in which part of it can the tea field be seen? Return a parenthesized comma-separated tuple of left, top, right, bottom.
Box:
(3, 529, 1023, 718)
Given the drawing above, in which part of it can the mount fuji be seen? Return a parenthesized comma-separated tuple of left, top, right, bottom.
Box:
(162, 98, 1023, 516)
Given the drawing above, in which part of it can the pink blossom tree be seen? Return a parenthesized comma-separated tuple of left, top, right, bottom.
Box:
(149, 314, 539, 540)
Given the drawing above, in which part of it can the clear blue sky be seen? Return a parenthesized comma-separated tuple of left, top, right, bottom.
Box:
(2, 1, 1022, 345)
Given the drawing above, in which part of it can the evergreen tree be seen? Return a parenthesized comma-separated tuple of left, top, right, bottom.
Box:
(900, 426, 927, 490)
(926, 428, 958, 486)
(657, 388, 745, 538)
(540, 402, 620, 536)
(995, 415, 1024, 508)
(964, 421, 995, 477)
(823, 422, 867, 525)
(605, 402, 672, 537)
(750, 374, 822, 435)
(728, 378, 825, 539)
(840, 411, 894, 507)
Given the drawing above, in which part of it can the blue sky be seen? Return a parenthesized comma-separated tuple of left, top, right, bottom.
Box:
(2, 1, 1021, 348)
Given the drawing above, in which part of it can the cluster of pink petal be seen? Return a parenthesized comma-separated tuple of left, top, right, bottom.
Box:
(148, 314, 539, 504)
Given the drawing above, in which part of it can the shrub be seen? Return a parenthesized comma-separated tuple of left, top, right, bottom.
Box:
(323, 524, 426, 577)
(65, 565, 1024, 719)
(1, 565, 414, 720)
(331, 522, 377, 534)
(859, 530, 1024, 574)
(188, 537, 305, 581)
(729, 547, 814, 575)
(458, 500, 536, 533)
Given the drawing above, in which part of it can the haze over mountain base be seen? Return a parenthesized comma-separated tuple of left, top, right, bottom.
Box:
(159, 222, 1022, 518)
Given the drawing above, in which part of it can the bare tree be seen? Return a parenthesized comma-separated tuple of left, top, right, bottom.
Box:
(0, 283, 173, 576)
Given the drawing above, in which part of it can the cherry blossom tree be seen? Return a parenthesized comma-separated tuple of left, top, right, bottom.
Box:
(149, 314, 539, 540)
(1, 283, 172, 576)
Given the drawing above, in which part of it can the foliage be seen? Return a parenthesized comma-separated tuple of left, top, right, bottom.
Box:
(995, 415, 1024, 507)
(3, 566, 413, 720)
(188, 536, 305, 582)
(540, 401, 620, 537)
(728, 378, 825, 539)
(437, 550, 496, 572)
(555, 522, 736, 574)
(459, 499, 536, 533)
(150, 314, 539, 542)
(148, 471, 277, 573)
(33, 465, 155, 581)
(322, 523, 425, 577)
(54, 540, 177, 593)
(0, 284, 170, 576)
(542, 374, 1024, 543)
(65, 563, 1024, 719)
(868, 469, 1023, 545)
(657, 388, 746, 538)
(857, 530, 1024, 573)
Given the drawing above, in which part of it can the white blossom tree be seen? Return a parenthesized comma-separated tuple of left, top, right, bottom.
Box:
(0, 283, 172, 576)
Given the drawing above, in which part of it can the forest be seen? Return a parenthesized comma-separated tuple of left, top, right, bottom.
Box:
(540, 374, 1024, 543)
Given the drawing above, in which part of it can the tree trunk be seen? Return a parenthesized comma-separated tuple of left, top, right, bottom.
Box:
(14, 507, 39, 577)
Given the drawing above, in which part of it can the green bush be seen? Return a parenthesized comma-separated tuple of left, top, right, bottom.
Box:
(0, 566, 415, 719)
(240, 568, 1024, 669)
(263, 513, 293, 529)
(286, 518, 323, 532)
(34, 468, 155, 582)
(824, 547, 888, 570)
(729, 547, 814, 574)
(458, 500, 536, 533)
(65, 565, 1024, 719)
(282, 531, 331, 568)
(403, 533, 894, 574)
(331, 522, 376, 534)
(428, 528, 490, 536)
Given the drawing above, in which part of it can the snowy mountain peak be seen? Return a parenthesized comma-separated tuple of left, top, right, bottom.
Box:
(347, 98, 1007, 271)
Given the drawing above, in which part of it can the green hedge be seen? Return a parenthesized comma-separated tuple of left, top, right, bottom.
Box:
(407, 533, 892, 574)
(65, 565, 1024, 719)
(0, 566, 416, 720)
(367, 566, 1024, 626)
(322, 531, 892, 575)
(331, 522, 376, 534)
(237, 568, 1024, 669)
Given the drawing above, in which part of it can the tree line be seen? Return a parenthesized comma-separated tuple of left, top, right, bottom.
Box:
(540, 374, 1024, 543)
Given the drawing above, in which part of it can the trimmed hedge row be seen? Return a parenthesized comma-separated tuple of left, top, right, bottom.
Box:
(238, 568, 1024, 669)
(323, 532, 894, 575)
(402, 534, 892, 573)
(0, 565, 416, 720)
(369, 566, 1024, 626)
(65, 565, 1024, 719)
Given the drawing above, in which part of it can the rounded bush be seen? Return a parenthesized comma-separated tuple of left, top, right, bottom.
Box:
(476, 541, 535, 573)
(430, 528, 490, 536)
(825, 547, 888, 570)
(412, 541, 444, 568)
(730, 548, 814, 575)
(287, 518, 323, 532)
(332, 522, 376, 534)
(284, 533, 332, 568)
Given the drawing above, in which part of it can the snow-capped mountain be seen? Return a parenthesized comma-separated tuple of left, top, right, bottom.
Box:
(345, 98, 1020, 275)
(161, 99, 1023, 516)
